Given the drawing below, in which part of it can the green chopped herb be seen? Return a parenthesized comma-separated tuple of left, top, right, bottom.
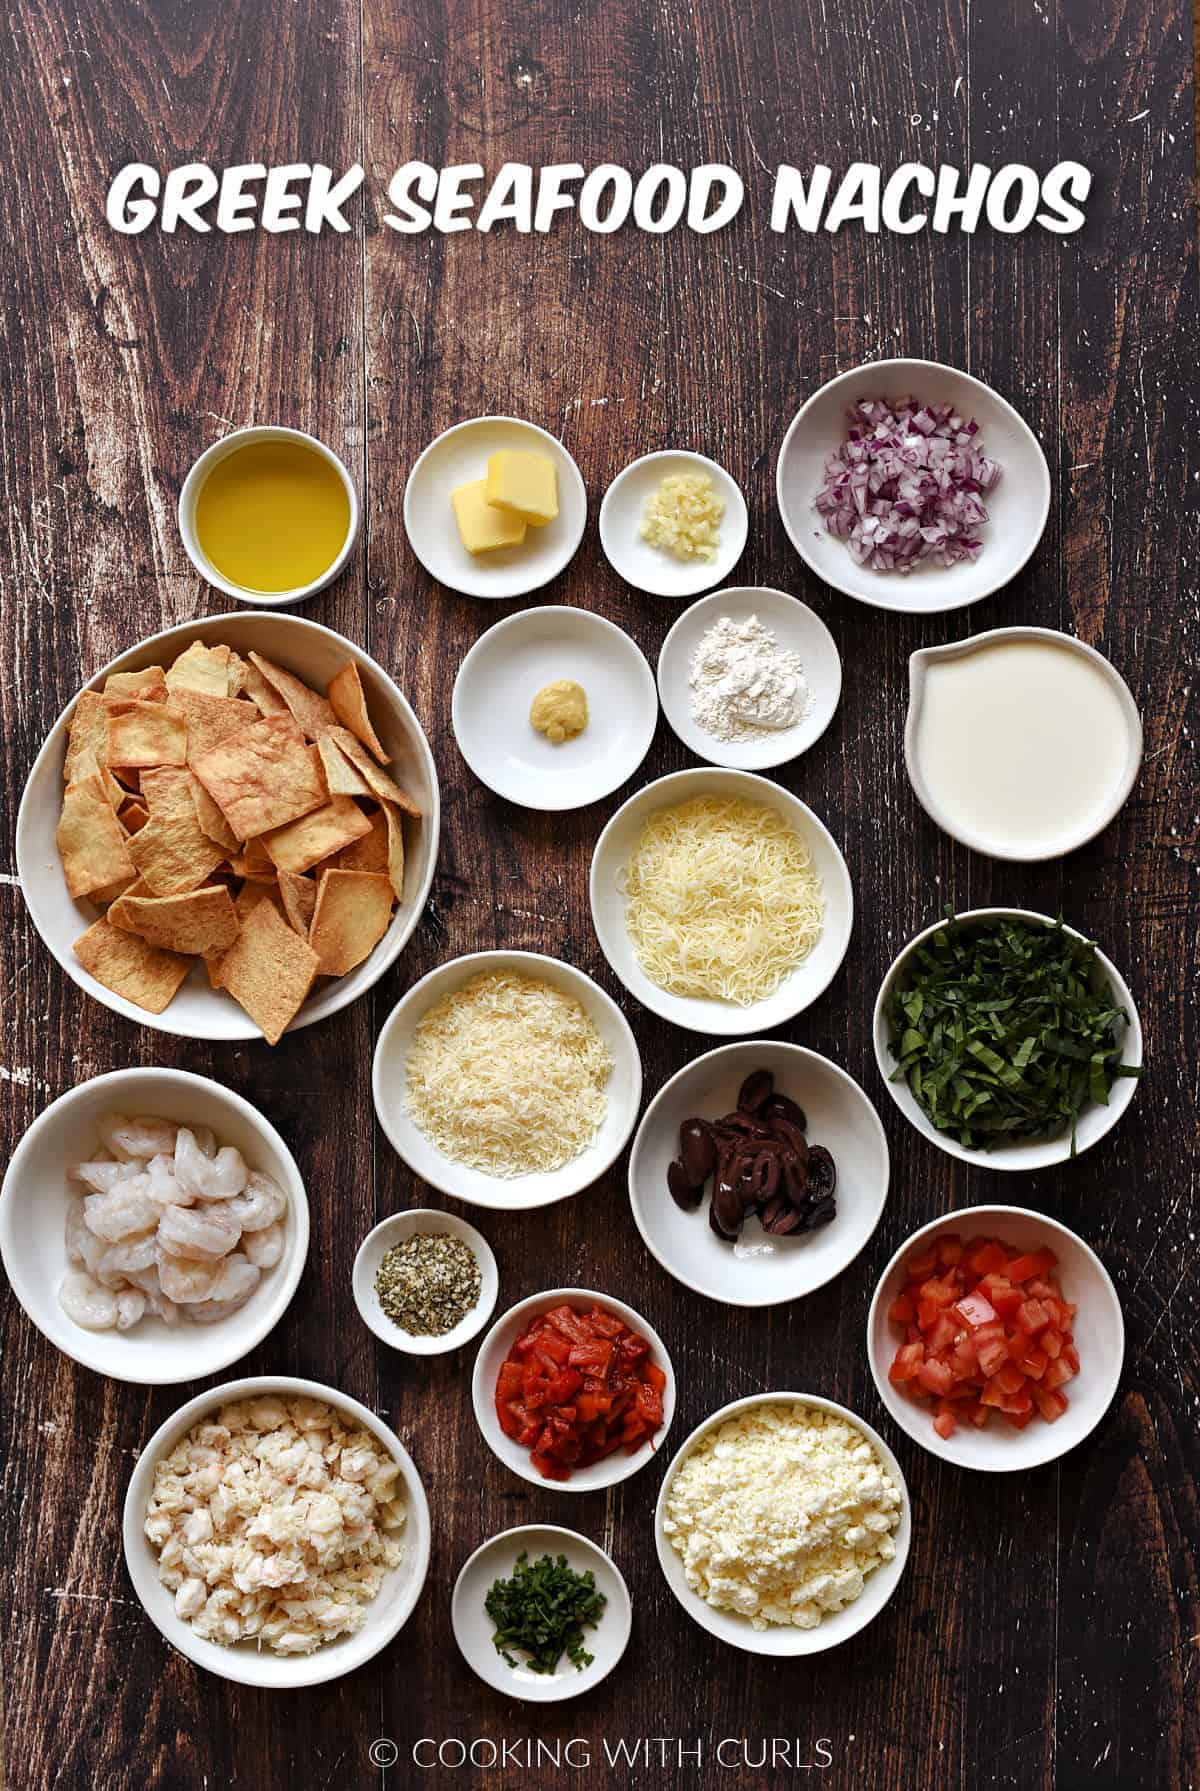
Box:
(886, 910, 1142, 1152)
(485, 1551, 606, 1675)
(374, 1232, 481, 1336)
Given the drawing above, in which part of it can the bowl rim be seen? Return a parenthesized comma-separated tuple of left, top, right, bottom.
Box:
(655, 583, 843, 769)
(450, 604, 659, 811)
(122, 1373, 432, 1687)
(351, 1207, 499, 1356)
(450, 1521, 633, 1701)
(597, 448, 749, 598)
(588, 765, 854, 1035)
(653, 1389, 912, 1654)
(401, 414, 587, 601)
(775, 356, 1051, 615)
(0, 1067, 310, 1384)
(177, 424, 361, 607)
(872, 906, 1143, 1169)
(904, 625, 1144, 861)
(371, 948, 643, 1210)
(628, 1040, 890, 1306)
(471, 1285, 677, 1491)
(15, 609, 441, 1042)
(865, 1203, 1126, 1472)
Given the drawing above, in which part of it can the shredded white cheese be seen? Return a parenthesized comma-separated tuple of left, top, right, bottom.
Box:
(640, 472, 725, 562)
(403, 970, 613, 1176)
(620, 796, 824, 1006)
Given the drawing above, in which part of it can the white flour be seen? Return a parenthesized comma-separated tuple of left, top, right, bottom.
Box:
(688, 614, 812, 742)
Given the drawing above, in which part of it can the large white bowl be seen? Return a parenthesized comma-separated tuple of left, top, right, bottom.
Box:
(122, 1374, 431, 1687)
(776, 358, 1050, 614)
(372, 951, 642, 1210)
(0, 1069, 309, 1384)
(452, 1524, 632, 1702)
(589, 767, 853, 1035)
(452, 606, 659, 810)
(655, 1392, 911, 1654)
(873, 908, 1143, 1170)
(472, 1287, 676, 1492)
(867, 1206, 1125, 1471)
(628, 1042, 889, 1307)
(15, 611, 440, 1042)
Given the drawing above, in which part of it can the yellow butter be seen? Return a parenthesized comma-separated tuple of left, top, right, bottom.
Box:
(452, 479, 527, 554)
(486, 451, 558, 527)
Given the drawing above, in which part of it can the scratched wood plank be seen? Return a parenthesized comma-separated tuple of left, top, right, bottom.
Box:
(1, 0, 1198, 1788)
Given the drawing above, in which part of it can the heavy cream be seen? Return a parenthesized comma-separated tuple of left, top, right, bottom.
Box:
(910, 636, 1136, 858)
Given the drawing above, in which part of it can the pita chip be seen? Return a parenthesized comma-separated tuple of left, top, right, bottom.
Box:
(63, 691, 138, 782)
(248, 651, 337, 740)
(189, 773, 240, 853)
(128, 766, 226, 895)
(277, 869, 317, 936)
(261, 796, 372, 874)
(325, 728, 420, 816)
(191, 713, 325, 839)
(170, 687, 259, 765)
(335, 808, 388, 874)
(104, 666, 168, 704)
(309, 869, 395, 976)
(73, 914, 191, 1013)
(110, 884, 240, 956)
(327, 661, 389, 762)
(165, 640, 236, 697)
(106, 703, 188, 769)
(316, 732, 372, 798)
(238, 658, 289, 718)
(216, 895, 320, 1044)
(56, 775, 136, 899)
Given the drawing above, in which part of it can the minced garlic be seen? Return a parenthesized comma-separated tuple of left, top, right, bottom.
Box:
(640, 472, 725, 562)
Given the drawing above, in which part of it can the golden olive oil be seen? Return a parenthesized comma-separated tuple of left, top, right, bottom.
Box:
(195, 438, 352, 593)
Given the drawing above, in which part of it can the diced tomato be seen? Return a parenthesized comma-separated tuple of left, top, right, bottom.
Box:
(977, 1338, 1011, 1378)
(916, 1358, 955, 1397)
(888, 1292, 916, 1324)
(919, 1275, 960, 1307)
(990, 1284, 1025, 1320)
(1062, 1342, 1080, 1374)
(587, 1307, 625, 1339)
(1043, 1356, 1076, 1391)
(906, 1248, 939, 1279)
(1020, 1347, 1049, 1381)
(954, 1291, 998, 1330)
(993, 1362, 1027, 1397)
(966, 1240, 1009, 1277)
(936, 1236, 965, 1267)
(1016, 1299, 1052, 1336)
(925, 1313, 960, 1354)
(889, 1342, 925, 1384)
(933, 1408, 958, 1440)
(1006, 1248, 1058, 1282)
(1033, 1385, 1069, 1422)
(1041, 1326, 1063, 1359)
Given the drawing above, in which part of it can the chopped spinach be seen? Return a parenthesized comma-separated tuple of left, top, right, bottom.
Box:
(485, 1551, 607, 1675)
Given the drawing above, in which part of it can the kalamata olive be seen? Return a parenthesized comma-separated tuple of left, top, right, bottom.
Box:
(710, 1182, 742, 1239)
(667, 1157, 703, 1210)
(798, 1193, 837, 1232)
(759, 1195, 790, 1232)
(736, 1069, 774, 1114)
(754, 1149, 781, 1202)
(679, 1119, 717, 1186)
(762, 1093, 808, 1132)
(806, 1145, 837, 1199)
(781, 1152, 810, 1206)
(770, 1116, 810, 1168)
(764, 1202, 803, 1235)
(717, 1111, 775, 1140)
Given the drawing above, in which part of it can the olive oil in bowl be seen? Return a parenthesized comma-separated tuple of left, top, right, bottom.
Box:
(192, 435, 354, 597)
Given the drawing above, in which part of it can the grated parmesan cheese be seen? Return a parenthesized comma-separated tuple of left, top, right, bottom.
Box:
(403, 970, 613, 1176)
(620, 795, 824, 1006)
(640, 472, 725, 562)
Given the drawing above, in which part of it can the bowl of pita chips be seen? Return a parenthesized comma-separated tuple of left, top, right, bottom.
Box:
(16, 614, 439, 1043)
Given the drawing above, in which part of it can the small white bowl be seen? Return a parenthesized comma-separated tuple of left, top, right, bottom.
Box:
(452, 1524, 632, 1701)
(0, 1069, 309, 1384)
(628, 1042, 889, 1307)
(403, 416, 587, 600)
(589, 767, 853, 1036)
(657, 585, 841, 769)
(655, 1392, 911, 1654)
(16, 610, 439, 1043)
(178, 425, 360, 607)
(867, 1206, 1125, 1471)
(905, 626, 1143, 861)
(372, 951, 642, 1210)
(873, 908, 1143, 1171)
(472, 1287, 676, 1492)
(352, 1209, 498, 1356)
(599, 450, 748, 599)
(776, 359, 1050, 614)
(452, 606, 658, 810)
(123, 1374, 431, 1687)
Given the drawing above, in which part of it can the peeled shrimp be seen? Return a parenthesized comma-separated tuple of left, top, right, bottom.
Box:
(96, 1234, 159, 1279)
(207, 1253, 261, 1306)
(186, 1294, 258, 1325)
(70, 1160, 133, 1194)
(155, 1250, 220, 1305)
(242, 1222, 284, 1269)
(174, 1128, 248, 1202)
(64, 1195, 88, 1269)
(115, 1288, 147, 1330)
(59, 1271, 118, 1330)
(83, 1183, 160, 1243)
(157, 1202, 242, 1261)
(98, 1115, 179, 1162)
(143, 1152, 191, 1207)
(225, 1172, 287, 1232)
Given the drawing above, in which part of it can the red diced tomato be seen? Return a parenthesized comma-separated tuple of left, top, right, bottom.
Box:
(933, 1407, 958, 1440)
(1041, 1327, 1063, 1359)
(936, 1236, 965, 1267)
(966, 1241, 1009, 1277)
(889, 1342, 925, 1384)
(920, 1275, 960, 1307)
(954, 1291, 998, 1330)
(889, 1293, 916, 1324)
(1021, 1348, 1049, 1380)
(1006, 1248, 1058, 1282)
(1033, 1385, 1069, 1422)
(926, 1313, 960, 1354)
(993, 1362, 1026, 1397)
(1016, 1299, 1052, 1336)
(916, 1358, 955, 1397)
(906, 1248, 939, 1279)
(1043, 1356, 1076, 1391)
(977, 1338, 1011, 1378)
(990, 1285, 1025, 1320)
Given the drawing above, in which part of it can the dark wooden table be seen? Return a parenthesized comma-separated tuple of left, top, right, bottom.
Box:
(3, 4, 1199, 1788)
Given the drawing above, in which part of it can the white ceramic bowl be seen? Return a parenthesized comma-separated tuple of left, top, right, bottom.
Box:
(628, 1041, 889, 1307)
(655, 1392, 911, 1654)
(372, 951, 642, 1210)
(873, 908, 1143, 1171)
(599, 450, 748, 598)
(589, 767, 853, 1036)
(776, 358, 1050, 614)
(16, 611, 439, 1042)
(472, 1287, 676, 1492)
(352, 1208, 498, 1356)
(178, 425, 360, 606)
(905, 626, 1143, 861)
(452, 1524, 632, 1701)
(403, 416, 587, 600)
(452, 606, 659, 810)
(657, 585, 841, 769)
(0, 1069, 308, 1384)
(867, 1206, 1125, 1471)
(122, 1374, 431, 1686)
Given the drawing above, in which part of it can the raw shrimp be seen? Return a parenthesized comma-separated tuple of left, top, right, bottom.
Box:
(157, 1202, 242, 1261)
(98, 1114, 180, 1161)
(97, 1235, 159, 1279)
(144, 1152, 191, 1207)
(116, 1288, 147, 1330)
(59, 1271, 118, 1330)
(207, 1253, 261, 1306)
(156, 1250, 220, 1305)
(64, 1195, 88, 1269)
(187, 1295, 258, 1325)
(83, 1183, 160, 1243)
(242, 1222, 285, 1269)
(174, 1128, 248, 1202)
(70, 1160, 132, 1194)
(225, 1172, 288, 1232)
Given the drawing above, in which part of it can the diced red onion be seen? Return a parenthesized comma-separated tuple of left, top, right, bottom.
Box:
(815, 396, 1002, 573)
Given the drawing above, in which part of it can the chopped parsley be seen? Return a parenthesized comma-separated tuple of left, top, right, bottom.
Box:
(485, 1551, 607, 1675)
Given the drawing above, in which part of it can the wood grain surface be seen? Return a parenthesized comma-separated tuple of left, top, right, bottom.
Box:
(2, 3, 1198, 1788)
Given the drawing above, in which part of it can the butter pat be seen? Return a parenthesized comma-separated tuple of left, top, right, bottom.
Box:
(486, 451, 558, 527)
(452, 479, 527, 554)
